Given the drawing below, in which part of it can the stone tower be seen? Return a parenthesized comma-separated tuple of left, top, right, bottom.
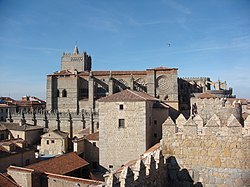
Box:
(61, 46, 92, 72)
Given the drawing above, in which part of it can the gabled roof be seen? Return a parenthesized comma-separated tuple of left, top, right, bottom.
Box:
(98, 89, 158, 102)
(26, 152, 89, 175)
(1, 122, 43, 131)
(41, 129, 68, 139)
(0, 139, 34, 158)
(85, 131, 99, 141)
(0, 173, 20, 187)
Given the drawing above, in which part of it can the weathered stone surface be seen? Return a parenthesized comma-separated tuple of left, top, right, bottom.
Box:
(162, 116, 250, 187)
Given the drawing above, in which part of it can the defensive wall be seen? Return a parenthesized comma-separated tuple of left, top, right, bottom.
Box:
(10, 110, 99, 137)
(162, 112, 250, 187)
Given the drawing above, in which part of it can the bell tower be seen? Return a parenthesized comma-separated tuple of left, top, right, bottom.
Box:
(61, 45, 92, 72)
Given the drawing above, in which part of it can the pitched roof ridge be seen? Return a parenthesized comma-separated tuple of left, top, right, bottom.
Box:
(127, 89, 147, 101)
(0, 173, 20, 187)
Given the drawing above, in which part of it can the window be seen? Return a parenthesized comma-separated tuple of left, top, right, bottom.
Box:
(62, 89, 67, 97)
(51, 140, 55, 143)
(0, 109, 3, 113)
(93, 142, 96, 146)
(154, 120, 157, 125)
(118, 119, 125, 128)
(119, 104, 123, 110)
(47, 140, 49, 144)
(154, 133, 157, 138)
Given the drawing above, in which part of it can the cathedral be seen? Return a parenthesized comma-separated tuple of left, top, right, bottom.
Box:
(46, 46, 233, 115)
(46, 46, 179, 113)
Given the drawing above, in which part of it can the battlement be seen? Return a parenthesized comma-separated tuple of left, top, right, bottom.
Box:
(192, 97, 241, 108)
(61, 46, 92, 72)
(181, 77, 210, 80)
(104, 144, 166, 187)
(161, 114, 250, 186)
(167, 112, 249, 136)
(62, 52, 88, 56)
(191, 97, 242, 126)
(9, 110, 99, 137)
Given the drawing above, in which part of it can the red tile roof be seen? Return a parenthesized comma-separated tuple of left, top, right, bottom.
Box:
(0, 139, 33, 158)
(26, 152, 89, 175)
(0, 173, 20, 187)
(98, 89, 158, 102)
(79, 70, 147, 76)
(47, 173, 103, 185)
(85, 131, 99, 141)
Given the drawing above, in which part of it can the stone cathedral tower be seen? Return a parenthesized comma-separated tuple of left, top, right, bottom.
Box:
(61, 46, 92, 72)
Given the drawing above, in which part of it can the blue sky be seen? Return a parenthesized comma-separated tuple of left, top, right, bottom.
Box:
(0, 0, 249, 100)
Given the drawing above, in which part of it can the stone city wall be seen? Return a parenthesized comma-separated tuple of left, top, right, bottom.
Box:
(191, 97, 242, 125)
(162, 114, 250, 187)
(10, 110, 99, 137)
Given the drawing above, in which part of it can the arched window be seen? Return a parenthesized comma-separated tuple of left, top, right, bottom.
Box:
(57, 89, 60, 97)
(62, 89, 67, 97)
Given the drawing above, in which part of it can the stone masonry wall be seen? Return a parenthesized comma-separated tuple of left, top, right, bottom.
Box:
(162, 116, 250, 187)
(99, 101, 147, 170)
(11, 110, 99, 137)
(191, 97, 242, 125)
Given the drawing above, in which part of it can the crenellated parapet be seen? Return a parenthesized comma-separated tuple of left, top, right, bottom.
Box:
(191, 97, 242, 126)
(10, 109, 99, 136)
(167, 111, 247, 137)
(162, 115, 250, 187)
(104, 144, 165, 187)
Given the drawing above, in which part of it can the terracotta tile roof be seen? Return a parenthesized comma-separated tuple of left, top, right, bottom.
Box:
(26, 152, 89, 175)
(98, 89, 158, 102)
(1, 122, 43, 131)
(144, 142, 160, 154)
(197, 92, 217, 99)
(78, 70, 147, 76)
(52, 129, 69, 138)
(0, 173, 20, 187)
(85, 131, 99, 141)
(76, 128, 90, 137)
(47, 173, 103, 185)
(0, 139, 34, 158)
